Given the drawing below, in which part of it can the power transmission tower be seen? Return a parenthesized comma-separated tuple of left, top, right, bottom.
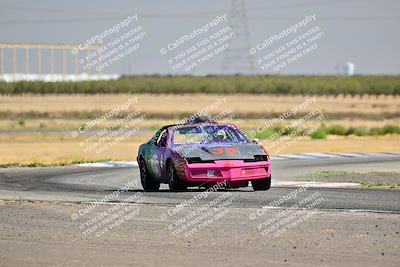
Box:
(221, 0, 255, 75)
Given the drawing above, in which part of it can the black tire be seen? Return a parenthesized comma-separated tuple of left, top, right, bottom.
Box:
(139, 158, 160, 191)
(252, 177, 271, 191)
(168, 162, 187, 191)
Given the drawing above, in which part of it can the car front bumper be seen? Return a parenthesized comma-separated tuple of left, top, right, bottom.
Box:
(184, 160, 271, 183)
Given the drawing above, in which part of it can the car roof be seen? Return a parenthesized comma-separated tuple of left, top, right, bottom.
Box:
(165, 122, 237, 131)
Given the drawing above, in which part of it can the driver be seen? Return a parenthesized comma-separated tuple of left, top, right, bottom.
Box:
(214, 129, 227, 142)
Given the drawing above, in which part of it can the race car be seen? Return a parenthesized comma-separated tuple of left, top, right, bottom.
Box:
(137, 120, 271, 191)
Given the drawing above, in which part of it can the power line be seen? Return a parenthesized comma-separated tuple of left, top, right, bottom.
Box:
(246, 0, 369, 11)
(222, 0, 255, 74)
(0, 0, 398, 25)
(0, 3, 113, 15)
(0, 15, 398, 25)
(249, 16, 400, 21)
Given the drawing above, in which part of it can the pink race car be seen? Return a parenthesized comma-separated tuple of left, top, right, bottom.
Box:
(137, 121, 271, 191)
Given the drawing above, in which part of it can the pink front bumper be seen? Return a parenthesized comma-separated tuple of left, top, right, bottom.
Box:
(184, 160, 271, 183)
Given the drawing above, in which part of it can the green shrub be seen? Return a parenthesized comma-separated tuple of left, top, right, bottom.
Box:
(346, 127, 368, 136)
(326, 125, 347, 135)
(253, 124, 400, 140)
(354, 127, 368, 136)
(311, 129, 327, 139)
(109, 125, 122, 131)
(281, 126, 296, 136)
(254, 129, 275, 139)
(1, 76, 400, 95)
(382, 125, 400, 134)
(369, 127, 383, 136)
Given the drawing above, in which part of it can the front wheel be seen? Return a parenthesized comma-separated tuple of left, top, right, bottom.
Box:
(139, 159, 160, 191)
(168, 162, 187, 191)
(252, 177, 271, 191)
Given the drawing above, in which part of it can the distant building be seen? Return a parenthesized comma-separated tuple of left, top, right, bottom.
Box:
(0, 73, 120, 82)
(343, 62, 355, 76)
(0, 43, 116, 82)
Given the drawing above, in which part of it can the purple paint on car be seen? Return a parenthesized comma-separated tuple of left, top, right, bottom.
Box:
(137, 121, 271, 191)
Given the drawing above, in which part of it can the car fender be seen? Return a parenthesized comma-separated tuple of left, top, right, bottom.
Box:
(168, 149, 187, 181)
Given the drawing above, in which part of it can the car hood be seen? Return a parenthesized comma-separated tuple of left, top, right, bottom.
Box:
(172, 143, 266, 161)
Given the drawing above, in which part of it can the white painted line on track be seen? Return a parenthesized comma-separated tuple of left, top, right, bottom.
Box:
(300, 152, 344, 158)
(270, 156, 287, 160)
(370, 153, 395, 157)
(278, 154, 323, 159)
(334, 153, 370, 158)
(272, 181, 360, 188)
(78, 161, 138, 168)
(379, 152, 400, 156)
(77, 152, 400, 167)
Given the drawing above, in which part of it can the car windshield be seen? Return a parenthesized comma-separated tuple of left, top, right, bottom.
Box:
(172, 125, 249, 145)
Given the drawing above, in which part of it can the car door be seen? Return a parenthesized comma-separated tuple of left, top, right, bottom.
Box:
(155, 130, 169, 182)
(146, 128, 163, 179)
(147, 129, 168, 180)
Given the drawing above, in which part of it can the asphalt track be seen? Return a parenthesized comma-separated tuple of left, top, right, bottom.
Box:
(1, 156, 399, 212)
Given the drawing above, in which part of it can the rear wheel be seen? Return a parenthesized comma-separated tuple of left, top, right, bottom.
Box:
(168, 162, 187, 191)
(252, 177, 271, 191)
(139, 159, 160, 191)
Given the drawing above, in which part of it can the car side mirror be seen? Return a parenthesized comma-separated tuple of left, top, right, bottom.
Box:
(157, 139, 166, 147)
(252, 138, 259, 144)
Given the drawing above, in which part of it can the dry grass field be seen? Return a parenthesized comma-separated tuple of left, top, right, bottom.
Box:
(1, 135, 399, 165)
(1, 94, 399, 165)
(1, 93, 399, 129)
(1, 118, 399, 132)
(1, 94, 399, 115)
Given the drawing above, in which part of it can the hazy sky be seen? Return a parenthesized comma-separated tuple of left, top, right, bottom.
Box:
(0, 0, 399, 75)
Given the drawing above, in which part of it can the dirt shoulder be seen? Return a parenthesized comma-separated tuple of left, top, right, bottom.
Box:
(0, 201, 399, 267)
(297, 171, 400, 188)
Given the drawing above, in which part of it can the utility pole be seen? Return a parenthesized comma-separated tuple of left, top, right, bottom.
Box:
(221, 0, 255, 75)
